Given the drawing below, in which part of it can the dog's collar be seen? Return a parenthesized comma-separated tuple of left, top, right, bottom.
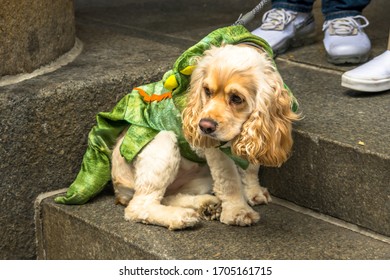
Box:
(218, 141, 231, 148)
(240, 42, 267, 53)
(217, 141, 249, 169)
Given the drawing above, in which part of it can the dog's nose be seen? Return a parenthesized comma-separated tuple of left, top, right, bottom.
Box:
(199, 118, 218, 134)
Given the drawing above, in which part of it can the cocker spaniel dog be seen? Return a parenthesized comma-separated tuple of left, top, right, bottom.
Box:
(112, 44, 299, 230)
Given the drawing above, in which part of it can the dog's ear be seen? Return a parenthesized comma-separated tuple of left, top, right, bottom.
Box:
(182, 65, 219, 148)
(232, 68, 299, 167)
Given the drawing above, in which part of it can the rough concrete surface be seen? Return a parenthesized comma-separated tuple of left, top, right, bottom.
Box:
(0, 0, 75, 76)
(0, 0, 389, 259)
(36, 192, 390, 260)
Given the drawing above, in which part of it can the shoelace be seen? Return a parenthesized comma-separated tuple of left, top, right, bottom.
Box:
(322, 15, 369, 35)
(261, 8, 297, 30)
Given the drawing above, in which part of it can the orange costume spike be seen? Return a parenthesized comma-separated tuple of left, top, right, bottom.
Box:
(134, 87, 172, 103)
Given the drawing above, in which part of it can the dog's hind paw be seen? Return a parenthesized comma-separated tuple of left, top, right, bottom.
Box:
(199, 201, 222, 221)
(246, 186, 272, 206)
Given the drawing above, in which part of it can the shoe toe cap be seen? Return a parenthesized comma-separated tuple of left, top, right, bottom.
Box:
(324, 33, 371, 57)
(330, 46, 365, 57)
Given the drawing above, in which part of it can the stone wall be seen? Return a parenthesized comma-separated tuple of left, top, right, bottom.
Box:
(0, 0, 76, 259)
(0, 0, 75, 76)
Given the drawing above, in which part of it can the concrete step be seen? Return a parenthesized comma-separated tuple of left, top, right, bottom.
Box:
(35, 189, 390, 259)
(1, 0, 389, 259)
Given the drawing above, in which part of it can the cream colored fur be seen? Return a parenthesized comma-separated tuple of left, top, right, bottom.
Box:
(112, 44, 299, 230)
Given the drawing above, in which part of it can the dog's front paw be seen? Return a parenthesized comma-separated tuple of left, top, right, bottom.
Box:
(220, 203, 260, 226)
(168, 208, 200, 230)
(246, 186, 272, 206)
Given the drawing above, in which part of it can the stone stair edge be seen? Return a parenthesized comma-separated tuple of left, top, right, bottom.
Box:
(35, 189, 390, 260)
(293, 128, 390, 159)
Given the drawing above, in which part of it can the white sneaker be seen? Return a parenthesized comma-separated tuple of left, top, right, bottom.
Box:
(341, 50, 390, 92)
(252, 8, 316, 55)
(323, 15, 371, 64)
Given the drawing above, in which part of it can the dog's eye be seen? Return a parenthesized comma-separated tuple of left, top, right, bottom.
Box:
(230, 94, 244, 105)
(204, 87, 211, 97)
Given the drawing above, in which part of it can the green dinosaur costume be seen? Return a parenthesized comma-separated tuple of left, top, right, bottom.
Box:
(55, 25, 298, 205)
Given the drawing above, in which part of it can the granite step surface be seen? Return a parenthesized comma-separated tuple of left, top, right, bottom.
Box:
(2, 0, 389, 259)
(35, 190, 390, 260)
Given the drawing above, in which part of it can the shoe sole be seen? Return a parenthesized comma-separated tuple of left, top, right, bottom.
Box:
(327, 53, 370, 65)
(341, 75, 390, 92)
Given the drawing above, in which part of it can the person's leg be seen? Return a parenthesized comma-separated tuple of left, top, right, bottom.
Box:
(322, 0, 371, 20)
(272, 0, 315, 13)
(322, 0, 371, 64)
(341, 30, 390, 92)
(252, 0, 316, 55)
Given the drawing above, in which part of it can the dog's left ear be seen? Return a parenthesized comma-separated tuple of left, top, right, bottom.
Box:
(232, 69, 299, 167)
